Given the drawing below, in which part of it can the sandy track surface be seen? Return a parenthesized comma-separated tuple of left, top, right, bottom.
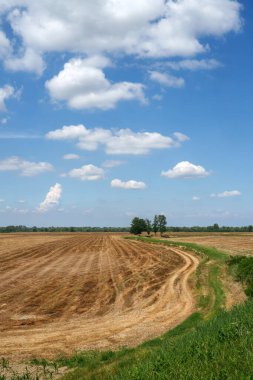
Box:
(0, 234, 199, 359)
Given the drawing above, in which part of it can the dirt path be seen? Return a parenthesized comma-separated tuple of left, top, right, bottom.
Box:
(0, 234, 199, 359)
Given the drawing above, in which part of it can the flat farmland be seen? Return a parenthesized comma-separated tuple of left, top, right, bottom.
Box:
(169, 232, 253, 256)
(0, 233, 199, 359)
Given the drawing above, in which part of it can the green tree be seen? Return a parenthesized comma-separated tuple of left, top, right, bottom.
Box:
(145, 219, 152, 235)
(158, 214, 167, 236)
(130, 217, 147, 235)
(152, 215, 159, 235)
(213, 223, 220, 232)
(248, 225, 253, 232)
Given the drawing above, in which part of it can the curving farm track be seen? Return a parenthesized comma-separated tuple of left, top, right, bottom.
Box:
(0, 234, 199, 358)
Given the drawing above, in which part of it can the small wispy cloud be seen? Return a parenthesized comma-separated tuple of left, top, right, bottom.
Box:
(102, 160, 125, 168)
(211, 190, 241, 198)
(0, 85, 17, 112)
(68, 164, 105, 181)
(0, 156, 53, 176)
(149, 71, 185, 88)
(111, 179, 146, 189)
(0, 134, 41, 139)
(62, 153, 80, 160)
(165, 59, 222, 71)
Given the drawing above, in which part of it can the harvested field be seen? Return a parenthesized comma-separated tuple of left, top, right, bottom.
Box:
(167, 232, 253, 256)
(0, 233, 199, 359)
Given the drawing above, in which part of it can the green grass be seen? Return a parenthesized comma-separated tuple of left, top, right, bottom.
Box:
(58, 302, 253, 380)
(227, 256, 253, 297)
(108, 301, 253, 380)
(57, 314, 203, 380)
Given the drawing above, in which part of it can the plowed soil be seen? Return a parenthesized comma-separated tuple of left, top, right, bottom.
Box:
(0, 233, 199, 359)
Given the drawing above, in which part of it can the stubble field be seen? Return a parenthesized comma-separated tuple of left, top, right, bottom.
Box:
(0, 233, 199, 359)
(168, 232, 253, 256)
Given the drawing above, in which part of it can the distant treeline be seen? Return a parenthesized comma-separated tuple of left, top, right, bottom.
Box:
(0, 225, 130, 233)
(167, 224, 253, 232)
(0, 223, 252, 233)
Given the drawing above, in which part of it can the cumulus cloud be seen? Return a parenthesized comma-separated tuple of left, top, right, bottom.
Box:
(62, 153, 80, 160)
(68, 164, 105, 181)
(5, 47, 45, 76)
(46, 124, 188, 155)
(38, 183, 62, 212)
(192, 196, 200, 201)
(0, 0, 242, 75)
(0, 156, 53, 176)
(149, 71, 185, 88)
(161, 161, 210, 179)
(0, 85, 16, 111)
(111, 179, 146, 189)
(45, 57, 146, 110)
(165, 59, 222, 71)
(211, 190, 241, 198)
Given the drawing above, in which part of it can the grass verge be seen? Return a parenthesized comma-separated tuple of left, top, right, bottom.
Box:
(227, 255, 253, 297)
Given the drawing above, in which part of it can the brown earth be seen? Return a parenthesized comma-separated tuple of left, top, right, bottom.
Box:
(0, 233, 199, 359)
(167, 232, 253, 256)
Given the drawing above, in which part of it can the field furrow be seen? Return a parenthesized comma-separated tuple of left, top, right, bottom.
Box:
(0, 233, 199, 358)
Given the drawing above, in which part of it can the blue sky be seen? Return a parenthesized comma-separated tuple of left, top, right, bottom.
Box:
(0, 0, 252, 227)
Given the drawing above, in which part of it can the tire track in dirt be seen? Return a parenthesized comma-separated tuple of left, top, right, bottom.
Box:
(0, 234, 199, 358)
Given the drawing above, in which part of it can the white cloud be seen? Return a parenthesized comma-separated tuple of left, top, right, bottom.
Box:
(104, 129, 174, 155)
(5, 47, 45, 75)
(173, 132, 190, 142)
(0, 0, 242, 74)
(111, 179, 146, 189)
(63, 153, 80, 160)
(45, 57, 146, 110)
(192, 196, 200, 201)
(166, 59, 222, 71)
(46, 124, 186, 155)
(162, 161, 210, 179)
(0, 85, 15, 111)
(38, 183, 62, 213)
(0, 31, 11, 58)
(102, 160, 125, 168)
(149, 71, 185, 88)
(0, 199, 4, 202)
(211, 190, 241, 198)
(0, 156, 53, 176)
(68, 164, 105, 181)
